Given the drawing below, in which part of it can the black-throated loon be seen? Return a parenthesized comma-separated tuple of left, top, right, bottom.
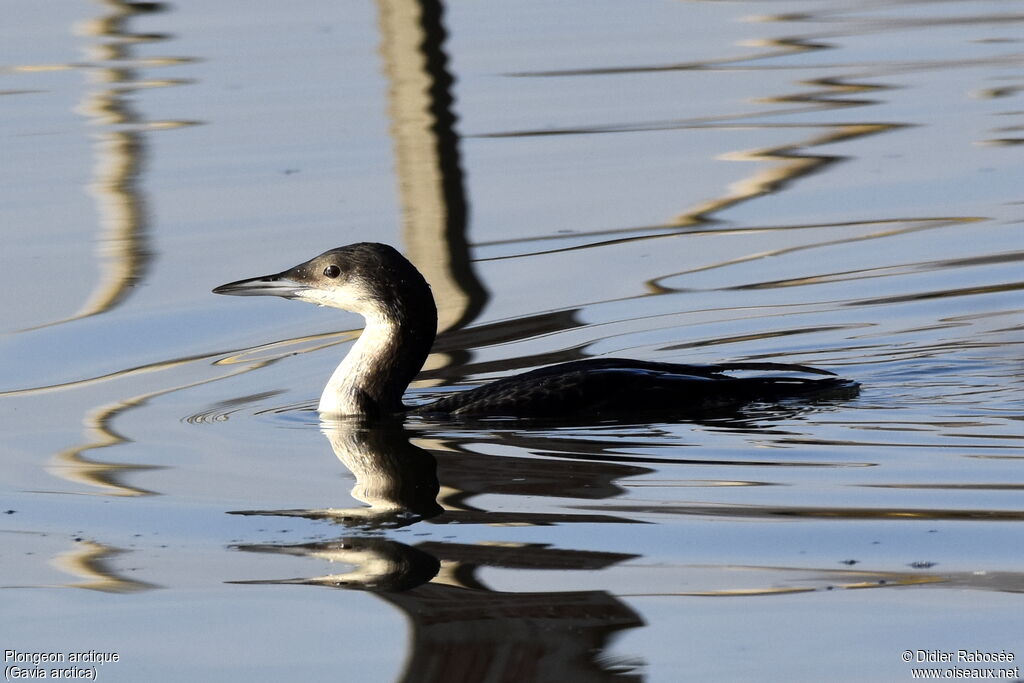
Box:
(213, 242, 858, 419)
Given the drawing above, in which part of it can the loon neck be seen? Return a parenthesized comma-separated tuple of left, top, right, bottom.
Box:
(318, 300, 436, 417)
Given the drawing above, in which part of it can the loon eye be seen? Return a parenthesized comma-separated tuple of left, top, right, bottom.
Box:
(323, 265, 341, 279)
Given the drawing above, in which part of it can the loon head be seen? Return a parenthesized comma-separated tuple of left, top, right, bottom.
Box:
(213, 242, 434, 323)
(214, 242, 438, 417)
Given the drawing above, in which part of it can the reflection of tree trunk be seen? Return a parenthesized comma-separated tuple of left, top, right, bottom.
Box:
(51, 540, 158, 593)
(65, 1, 165, 325)
(32, 1, 191, 330)
(376, 0, 486, 338)
(80, 130, 151, 316)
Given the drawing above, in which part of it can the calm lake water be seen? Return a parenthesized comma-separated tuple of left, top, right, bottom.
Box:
(2, 1, 1023, 681)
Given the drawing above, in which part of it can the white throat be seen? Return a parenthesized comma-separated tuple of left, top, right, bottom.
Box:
(318, 313, 402, 415)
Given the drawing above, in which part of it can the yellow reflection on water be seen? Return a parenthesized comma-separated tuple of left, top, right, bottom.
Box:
(50, 540, 157, 593)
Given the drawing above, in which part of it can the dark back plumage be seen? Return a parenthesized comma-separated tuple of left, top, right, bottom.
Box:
(410, 358, 859, 419)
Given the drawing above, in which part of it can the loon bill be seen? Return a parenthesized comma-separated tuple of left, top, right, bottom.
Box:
(213, 242, 859, 419)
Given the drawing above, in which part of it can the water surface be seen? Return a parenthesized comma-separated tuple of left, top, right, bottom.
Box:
(2, 1, 1022, 681)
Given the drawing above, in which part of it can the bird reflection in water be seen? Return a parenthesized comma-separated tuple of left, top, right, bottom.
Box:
(232, 418, 649, 530)
(230, 418, 647, 681)
(230, 420, 439, 529)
